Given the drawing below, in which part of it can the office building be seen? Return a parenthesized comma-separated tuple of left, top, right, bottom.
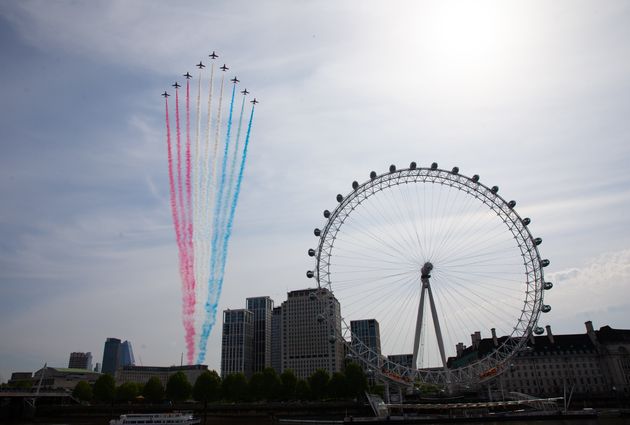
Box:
(271, 306, 283, 373)
(102, 338, 122, 375)
(387, 353, 414, 368)
(281, 287, 344, 379)
(102, 337, 134, 375)
(450, 321, 630, 400)
(68, 352, 93, 370)
(116, 364, 207, 386)
(351, 319, 382, 355)
(247, 296, 274, 373)
(221, 309, 254, 378)
(120, 340, 135, 367)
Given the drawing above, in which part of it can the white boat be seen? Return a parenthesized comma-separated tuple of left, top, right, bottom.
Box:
(109, 412, 200, 425)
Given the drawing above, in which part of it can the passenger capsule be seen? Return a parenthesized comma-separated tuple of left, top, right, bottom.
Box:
(370, 171, 377, 180)
(523, 217, 531, 226)
(491, 186, 499, 194)
(541, 259, 550, 267)
(452, 167, 459, 174)
(534, 327, 545, 335)
(543, 281, 553, 290)
(336, 194, 343, 203)
(308, 249, 316, 257)
(323, 210, 331, 218)
(431, 162, 438, 170)
(309, 292, 317, 300)
(534, 237, 542, 246)
(314, 228, 321, 237)
(410, 161, 417, 170)
(508, 200, 516, 208)
(306, 270, 314, 279)
(542, 304, 552, 313)
(472, 174, 480, 182)
(352, 181, 359, 190)
(389, 164, 396, 172)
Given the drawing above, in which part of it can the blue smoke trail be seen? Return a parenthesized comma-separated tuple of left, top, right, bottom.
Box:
(197, 83, 237, 362)
(197, 105, 255, 364)
(222, 96, 247, 233)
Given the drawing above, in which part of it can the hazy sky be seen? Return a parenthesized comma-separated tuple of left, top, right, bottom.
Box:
(1, 1, 629, 382)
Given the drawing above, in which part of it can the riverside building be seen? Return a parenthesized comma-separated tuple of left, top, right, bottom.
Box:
(220, 309, 254, 378)
(247, 296, 274, 373)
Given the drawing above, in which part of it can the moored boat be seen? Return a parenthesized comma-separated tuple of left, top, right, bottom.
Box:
(109, 412, 200, 425)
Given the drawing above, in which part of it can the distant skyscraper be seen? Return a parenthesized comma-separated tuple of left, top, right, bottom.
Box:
(102, 338, 122, 375)
(120, 341, 135, 367)
(271, 306, 283, 373)
(387, 353, 413, 368)
(281, 288, 344, 379)
(246, 296, 273, 373)
(68, 352, 93, 370)
(221, 309, 254, 378)
(350, 319, 382, 356)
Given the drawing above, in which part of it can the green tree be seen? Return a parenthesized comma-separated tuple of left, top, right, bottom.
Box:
(93, 374, 116, 403)
(344, 362, 367, 397)
(280, 369, 298, 400)
(193, 370, 222, 403)
(143, 377, 165, 403)
(116, 382, 139, 403)
(261, 368, 281, 400)
(165, 371, 192, 402)
(308, 369, 330, 400)
(295, 379, 310, 400)
(328, 372, 348, 399)
(72, 380, 93, 403)
(248, 372, 265, 401)
(222, 373, 249, 402)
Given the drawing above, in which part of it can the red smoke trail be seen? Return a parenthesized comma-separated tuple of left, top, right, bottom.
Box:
(176, 87, 195, 363)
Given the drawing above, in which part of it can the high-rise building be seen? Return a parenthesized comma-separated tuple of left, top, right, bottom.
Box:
(246, 296, 274, 373)
(281, 287, 344, 379)
(102, 338, 122, 375)
(120, 341, 135, 367)
(221, 309, 254, 378)
(350, 319, 382, 356)
(387, 354, 413, 368)
(68, 352, 93, 370)
(271, 306, 283, 373)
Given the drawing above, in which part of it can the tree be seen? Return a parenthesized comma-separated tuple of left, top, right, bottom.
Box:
(193, 370, 222, 403)
(248, 372, 266, 401)
(93, 374, 116, 403)
(261, 368, 282, 400)
(222, 373, 249, 402)
(328, 372, 348, 399)
(344, 362, 367, 397)
(280, 369, 298, 400)
(165, 371, 192, 402)
(116, 382, 139, 403)
(308, 369, 330, 400)
(295, 379, 310, 401)
(72, 380, 93, 403)
(143, 377, 165, 403)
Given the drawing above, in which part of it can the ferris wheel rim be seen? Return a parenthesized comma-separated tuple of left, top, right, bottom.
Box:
(311, 163, 549, 387)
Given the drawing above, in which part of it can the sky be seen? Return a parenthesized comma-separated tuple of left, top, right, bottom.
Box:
(1, 0, 629, 382)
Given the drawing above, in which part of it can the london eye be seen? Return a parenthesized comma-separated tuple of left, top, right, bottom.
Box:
(307, 162, 552, 388)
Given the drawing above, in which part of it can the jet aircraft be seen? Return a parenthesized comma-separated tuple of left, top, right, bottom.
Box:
(172, 82, 181, 89)
(231, 76, 240, 84)
(251, 98, 259, 104)
(220, 64, 229, 71)
(209, 51, 218, 59)
(162, 91, 170, 97)
(183, 72, 192, 79)
(196, 61, 205, 69)
(241, 88, 249, 95)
